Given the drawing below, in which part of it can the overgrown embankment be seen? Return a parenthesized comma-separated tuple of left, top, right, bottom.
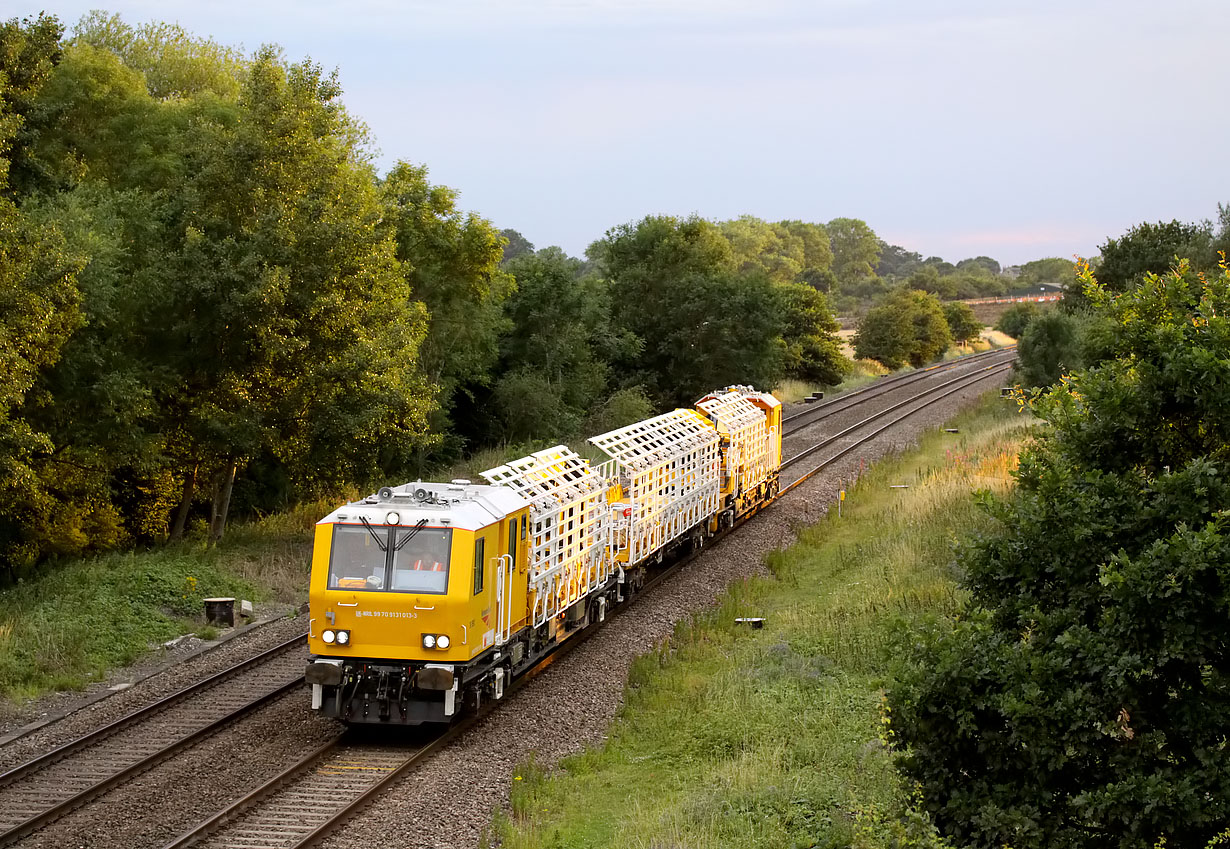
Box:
(493, 397, 1035, 849)
(0, 504, 321, 702)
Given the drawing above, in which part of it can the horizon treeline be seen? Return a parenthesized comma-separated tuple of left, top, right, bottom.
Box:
(0, 12, 1060, 576)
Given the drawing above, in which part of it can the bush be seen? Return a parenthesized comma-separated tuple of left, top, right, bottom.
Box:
(854, 289, 951, 369)
(993, 302, 1039, 338)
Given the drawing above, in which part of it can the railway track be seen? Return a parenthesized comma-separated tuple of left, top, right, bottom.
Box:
(1, 348, 1016, 848)
(781, 346, 1015, 436)
(0, 633, 307, 847)
(780, 357, 1015, 488)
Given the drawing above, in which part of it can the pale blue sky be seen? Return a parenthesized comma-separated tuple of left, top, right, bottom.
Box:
(21, 0, 1230, 265)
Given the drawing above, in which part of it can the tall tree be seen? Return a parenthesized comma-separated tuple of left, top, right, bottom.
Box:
(591, 215, 784, 406)
(492, 247, 637, 441)
(853, 288, 951, 369)
(942, 300, 982, 346)
(826, 217, 881, 291)
(1095, 219, 1213, 292)
(0, 14, 86, 573)
(380, 161, 512, 454)
(778, 283, 849, 385)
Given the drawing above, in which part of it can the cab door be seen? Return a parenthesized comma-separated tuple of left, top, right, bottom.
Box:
(495, 509, 530, 645)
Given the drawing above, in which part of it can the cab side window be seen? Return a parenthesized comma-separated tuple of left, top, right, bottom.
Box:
(473, 537, 485, 594)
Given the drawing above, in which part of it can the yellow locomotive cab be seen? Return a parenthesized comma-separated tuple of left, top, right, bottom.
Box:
(306, 480, 530, 724)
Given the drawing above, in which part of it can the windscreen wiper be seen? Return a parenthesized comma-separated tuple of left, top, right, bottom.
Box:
(359, 516, 388, 551)
(395, 518, 430, 550)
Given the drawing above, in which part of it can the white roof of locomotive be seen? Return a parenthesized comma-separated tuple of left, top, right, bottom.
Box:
(316, 479, 529, 532)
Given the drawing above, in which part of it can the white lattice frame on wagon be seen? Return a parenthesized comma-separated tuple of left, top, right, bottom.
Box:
(589, 410, 720, 564)
(481, 446, 614, 627)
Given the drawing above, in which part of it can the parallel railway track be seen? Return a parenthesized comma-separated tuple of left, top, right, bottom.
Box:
(0, 634, 307, 847)
(1, 347, 1016, 848)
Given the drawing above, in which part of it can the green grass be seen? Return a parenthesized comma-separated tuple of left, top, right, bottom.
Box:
(0, 503, 323, 702)
(493, 394, 1036, 849)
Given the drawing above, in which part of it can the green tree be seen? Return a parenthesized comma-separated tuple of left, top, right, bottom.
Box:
(906, 265, 956, 300)
(380, 162, 512, 443)
(1016, 310, 1085, 387)
(498, 228, 534, 264)
(591, 215, 785, 406)
(1095, 219, 1213, 293)
(889, 259, 1230, 849)
(956, 255, 1001, 275)
(826, 216, 881, 292)
(994, 301, 1040, 338)
(492, 247, 636, 441)
(778, 282, 849, 385)
(0, 12, 63, 197)
(875, 241, 924, 279)
(718, 216, 834, 288)
(72, 11, 245, 100)
(853, 289, 951, 369)
(942, 301, 982, 346)
(0, 14, 87, 573)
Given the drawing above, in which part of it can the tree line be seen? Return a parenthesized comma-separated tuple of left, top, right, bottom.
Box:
(0, 12, 1034, 577)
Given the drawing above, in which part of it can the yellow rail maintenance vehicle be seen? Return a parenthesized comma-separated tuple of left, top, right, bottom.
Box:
(305, 386, 783, 726)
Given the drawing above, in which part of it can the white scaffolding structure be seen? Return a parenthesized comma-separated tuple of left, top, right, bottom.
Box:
(696, 388, 775, 501)
(589, 410, 720, 565)
(482, 447, 614, 628)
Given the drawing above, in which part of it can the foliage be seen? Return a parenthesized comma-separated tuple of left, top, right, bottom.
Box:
(498, 227, 534, 263)
(590, 215, 786, 406)
(718, 215, 833, 286)
(942, 301, 982, 345)
(1018, 256, 1075, 288)
(826, 216, 882, 293)
(490, 247, 636, 442)
(994, 301, 1040, 338)
(1096, 219, 1213, 292)
(381, 161, 512, 406)
(854, 289, 952, 369)
(0, 13, 86, 575)
(778, 282, 850, 385)
(889, 260, 1230, 849)
(72, 11, 246, 100)
(1015, 309, 1086, 387)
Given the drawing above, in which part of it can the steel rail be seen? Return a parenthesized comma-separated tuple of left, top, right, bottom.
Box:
(782, 361, 1011, 470)
(779, 364, 1013, 495)
(0, 633, 307, 847)
(782, 346, 1015, 431)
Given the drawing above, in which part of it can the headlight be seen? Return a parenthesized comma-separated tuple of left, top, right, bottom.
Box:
(336, 630, 350, 645)
(436, 634, 450, 649)
(422, 634, 436, 649)
(386, 511, 400, 525)
(322, 629, 336, 644)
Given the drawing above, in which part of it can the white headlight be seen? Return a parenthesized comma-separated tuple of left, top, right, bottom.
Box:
(436, 634, 450, 649)
(322, 629, 336, 644)
(336, 630, 350, 645)
(386, 511, 400, 525)
(422, 634, 436, 649)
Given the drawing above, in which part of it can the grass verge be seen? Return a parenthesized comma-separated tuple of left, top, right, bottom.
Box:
(0, 502, 323, 702)
(492, 393, 1036, 849)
